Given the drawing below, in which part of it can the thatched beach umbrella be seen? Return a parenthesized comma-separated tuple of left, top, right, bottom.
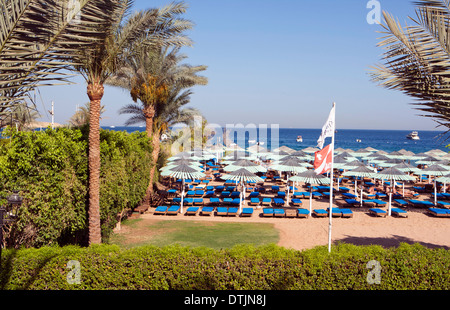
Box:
(343, 165, 377, 207)
(271, 157, 310, 204)
(223, 158, 267, 173)
(161, 163, 205, 213)
(375, 167, 415, 216)
(289, 170, 330, 214)
(421, 164, 449, 205)
(222, 168, 264, 213)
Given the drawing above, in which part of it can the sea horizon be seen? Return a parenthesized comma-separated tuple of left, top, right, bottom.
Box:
(102, 126, 450, 154)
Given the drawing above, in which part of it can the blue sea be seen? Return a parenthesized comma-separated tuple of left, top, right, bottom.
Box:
(102, 126, 449, 154)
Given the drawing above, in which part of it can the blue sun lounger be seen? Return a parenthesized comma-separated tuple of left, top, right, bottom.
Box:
(262, 197, 272, 206)
(209, 197, 220, 205)
(364, 199, 386, 207)
(241, 208, 254, 217)
(394, 199, 408, 207)
(231, 191, 240, 198)
(204, 190, 215, 197)
(277, 191, 286, 199)
(428, 208, 450, 218)
(154, 206, 168, 215)
(291, 198, 302, 207)
(297, 208, 310, 218)
(172, 197, 181, 205)
(222, 198, 233, 205)
(201, 206, 214, 216)
(217, 207, 228, 216)
(274, 208, 285, 217)
(391, 208, 407, 218)
(273, 198, 285, 206)
(166, 205, 180, 215)
(185, 206, 199, 215)
(193, 198, 204, 206)
(345, 198, 360, 206)
(376, 193, 387, 199)
(263, 208, 274, 217)
(220, 191, 231, 198)
(369, 208, 387, 217)
(228, 207, 238, 216)
(340, 208, 353, 218)
(437, 201, 450, 209)
(409, 200, 434, 207)
(342, 192, 357, 199)
(313, 209, 328, 217)
(249, 192, 260, 198)
(328, 207, 342, 217)
(249, 198, 260, 206)
(184, 198, 194, 206)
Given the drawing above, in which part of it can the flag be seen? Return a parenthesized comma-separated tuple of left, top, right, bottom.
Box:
(317, 103, 335, 149)
(314, 144, 332, 175)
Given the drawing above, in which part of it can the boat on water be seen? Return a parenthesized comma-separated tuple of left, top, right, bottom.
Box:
(406, 131, 420, 140)
(296, 135, 303, 142)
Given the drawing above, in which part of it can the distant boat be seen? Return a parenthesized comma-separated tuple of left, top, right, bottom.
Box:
(406, 131, 420, 140)
(296, 135, 303, 142)
(356, 139, 361, 143)
(110, 125, 115, 128)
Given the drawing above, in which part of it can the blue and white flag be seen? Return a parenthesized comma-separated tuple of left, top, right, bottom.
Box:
(317, 103, 335, 150)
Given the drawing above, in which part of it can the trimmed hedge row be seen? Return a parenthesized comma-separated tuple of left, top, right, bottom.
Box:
(1, 243, 449, 290)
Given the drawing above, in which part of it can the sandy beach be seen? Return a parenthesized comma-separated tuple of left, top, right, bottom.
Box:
(141, 195, 450, 251)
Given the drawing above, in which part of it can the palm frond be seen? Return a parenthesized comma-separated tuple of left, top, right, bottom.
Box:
(371, 1, 450, 130)
(0, 0, 121, 112)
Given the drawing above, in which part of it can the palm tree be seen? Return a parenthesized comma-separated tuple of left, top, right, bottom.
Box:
(68, 102, 106, 127)
(0, 0, 119, 115)
(71, 1, 193, 244)
(108, 45, 207, 198)
(0, 103, 41, 131)
(370, 0, 450, 133)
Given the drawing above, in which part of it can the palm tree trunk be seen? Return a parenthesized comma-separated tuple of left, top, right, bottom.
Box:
(87, 80, 104, 245)
(144, 105, 156, 199)
(148, 133, 161, 195)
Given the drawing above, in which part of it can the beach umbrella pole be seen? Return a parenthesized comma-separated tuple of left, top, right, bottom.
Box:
(181, 179, 185, 214)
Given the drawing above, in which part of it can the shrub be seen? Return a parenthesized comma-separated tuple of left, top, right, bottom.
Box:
(0, 127, 152, 247)
(0, 243, 448, 290)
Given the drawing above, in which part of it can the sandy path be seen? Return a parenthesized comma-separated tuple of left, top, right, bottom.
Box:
(140, 201, 450, 251)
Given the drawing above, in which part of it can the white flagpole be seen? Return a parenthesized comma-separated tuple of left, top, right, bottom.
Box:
(327, 102, 336, 253)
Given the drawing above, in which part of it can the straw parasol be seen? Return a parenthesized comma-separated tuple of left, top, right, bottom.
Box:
(271, 157, 309, 204)
(160, 163, 205, 213)
(374, 167, 415, 216)
(221, 168, 264, 213)
(223, 158, 267, 173)
(289, 170, 330, 214)
(342, 165, 377, 207)
(421, 164, 449, 205)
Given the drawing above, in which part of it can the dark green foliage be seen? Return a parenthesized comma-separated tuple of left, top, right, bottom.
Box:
(0, 243, 448, 290)
(0, 127, 152, 247)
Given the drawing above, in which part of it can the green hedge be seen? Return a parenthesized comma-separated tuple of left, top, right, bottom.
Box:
(0, 126, 152, 247)
(1, 243, 449, 290)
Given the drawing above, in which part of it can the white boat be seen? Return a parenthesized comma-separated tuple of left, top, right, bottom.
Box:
(296, 135, 303, 142)
(406, 131, 420, 140)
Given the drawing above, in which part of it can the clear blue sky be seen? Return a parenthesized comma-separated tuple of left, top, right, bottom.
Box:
(36, 0, 439, 131)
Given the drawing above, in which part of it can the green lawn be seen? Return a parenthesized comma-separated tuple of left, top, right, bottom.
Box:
(111, 219, 279, 250)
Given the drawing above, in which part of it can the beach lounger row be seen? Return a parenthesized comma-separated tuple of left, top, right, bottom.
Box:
(262, 208, 310, 218)
(428, 208, 450, 218)
(155, 206, 254, 217)
(368, 208, 408, 218)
